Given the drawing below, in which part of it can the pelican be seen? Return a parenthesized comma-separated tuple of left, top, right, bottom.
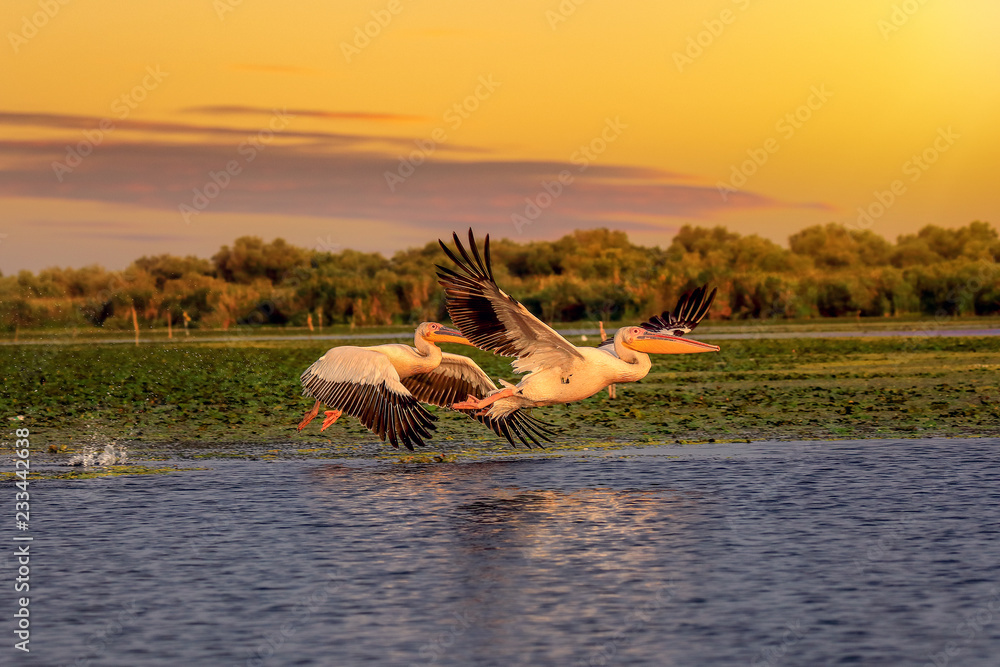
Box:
(436, 230, 720, 419)
(297, 322, 552, 449)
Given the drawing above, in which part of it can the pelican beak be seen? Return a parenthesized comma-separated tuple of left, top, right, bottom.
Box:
(426, 326, 470, 345)
(629, 332, 720, 355)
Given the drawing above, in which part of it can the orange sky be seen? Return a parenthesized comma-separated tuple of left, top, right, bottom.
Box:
(2, 0, 998, 271)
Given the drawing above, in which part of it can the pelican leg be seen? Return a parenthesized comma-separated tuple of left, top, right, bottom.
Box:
(451, 394, 483, 410)
(297, 400, 322, 431)
(451, 387, 516, 413)
(320, 410, 343, 432)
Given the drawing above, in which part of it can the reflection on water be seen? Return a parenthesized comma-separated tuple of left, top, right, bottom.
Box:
(17, 438, 1000, 666)
(305, 460, 708, 666)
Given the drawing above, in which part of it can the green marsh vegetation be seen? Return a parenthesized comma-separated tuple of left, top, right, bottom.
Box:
(2, 222, 998, 336)
(2, 334, 997, 461)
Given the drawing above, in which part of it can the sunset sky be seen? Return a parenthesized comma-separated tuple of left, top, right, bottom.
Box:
(2, 0, 998, 271)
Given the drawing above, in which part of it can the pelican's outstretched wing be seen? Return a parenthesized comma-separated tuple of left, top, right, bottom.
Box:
(473, 409, 557, 449)
(599, 285, 717, 349)
(300, 346, 435, 450)
(640, 284, 718, 335)
(402, 352, 557, 448)
(400, 352, 498, 408)
(437, 229, 584, 374)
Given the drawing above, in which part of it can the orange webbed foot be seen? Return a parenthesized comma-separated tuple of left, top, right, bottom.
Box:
(320, 410, 342, 432)
(297, 400, 321, 431)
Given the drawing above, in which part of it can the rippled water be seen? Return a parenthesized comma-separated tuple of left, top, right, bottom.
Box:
(13, 438, 1000, 666)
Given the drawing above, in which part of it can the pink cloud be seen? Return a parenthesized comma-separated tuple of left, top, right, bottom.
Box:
(0, 111, 834, 241)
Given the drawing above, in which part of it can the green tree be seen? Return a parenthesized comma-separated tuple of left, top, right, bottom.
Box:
(213, 237, 308, 284)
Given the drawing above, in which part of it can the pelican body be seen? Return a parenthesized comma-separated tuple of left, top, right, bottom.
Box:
(297, 322, 552, 449)
(436, 230, 720, 420)
(499, 332, 662, 408)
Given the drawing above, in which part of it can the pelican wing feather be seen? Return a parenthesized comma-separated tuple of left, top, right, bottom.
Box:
(598, 285, 717, 350)
(299, 346, 435, 451)
(401, 352, 557, 448)
(437, 229, 584, 374)
(400, 352, 498, 408)
(472, 409, 557, 449)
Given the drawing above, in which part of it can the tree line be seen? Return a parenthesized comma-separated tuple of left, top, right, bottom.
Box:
(1, 222, 998, 332)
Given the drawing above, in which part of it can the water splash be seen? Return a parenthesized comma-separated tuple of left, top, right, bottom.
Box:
(68, 443, 129, 467)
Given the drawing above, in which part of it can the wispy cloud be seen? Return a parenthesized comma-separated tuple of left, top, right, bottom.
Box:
(0, 111, 429, 148)
(228, 63, 319, 75)
(181, 106, 427, 123)
(0, 133, 826, 240)
(0, 108, 833, 244)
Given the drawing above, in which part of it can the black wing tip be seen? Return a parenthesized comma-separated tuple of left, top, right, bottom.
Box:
(494, 410, 557, 449)
(637, 283, 716, 334)
(467, 408, 551, 449)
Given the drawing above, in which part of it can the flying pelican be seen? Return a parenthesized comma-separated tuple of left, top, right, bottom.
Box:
(297, 322, 552, 449)
(436, 230, 720, 419)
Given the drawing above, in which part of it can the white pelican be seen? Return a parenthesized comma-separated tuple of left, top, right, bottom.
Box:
(436, 230, 720, 419)
(297, 322, 553, 449)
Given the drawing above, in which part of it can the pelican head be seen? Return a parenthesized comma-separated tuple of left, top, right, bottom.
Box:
(418, 321, 469, 345)
(619, 326, 720, 355)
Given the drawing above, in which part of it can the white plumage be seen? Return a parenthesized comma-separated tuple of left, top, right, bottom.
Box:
(297, 322, 553, 449)
(436, 230, 721, 420)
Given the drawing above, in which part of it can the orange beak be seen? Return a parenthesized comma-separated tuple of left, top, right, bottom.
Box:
(425, 326, 471, 345)
(627, 331, 720, 355)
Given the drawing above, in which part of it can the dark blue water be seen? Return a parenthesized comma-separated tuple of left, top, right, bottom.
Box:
(7, 438, 1000, 666)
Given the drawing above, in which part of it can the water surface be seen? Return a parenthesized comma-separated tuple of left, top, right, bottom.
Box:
(11, 438, 1000, 666)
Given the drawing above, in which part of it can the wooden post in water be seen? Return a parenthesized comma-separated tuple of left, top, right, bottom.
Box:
(167, 312, 173, 339)
(182, 310, 191, 336)
(307, 313, 314, 332)
(131, 304, 139, 346)
(600, 321, 616, 399)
